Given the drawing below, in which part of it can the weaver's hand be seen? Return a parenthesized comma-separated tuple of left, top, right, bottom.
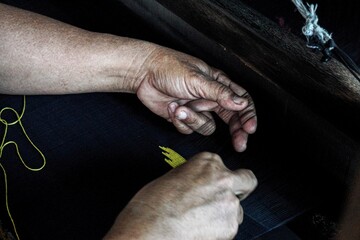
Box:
(0, 3, 256, 152)
(104, 152, 257, 240)
(136, 47, 257, 152)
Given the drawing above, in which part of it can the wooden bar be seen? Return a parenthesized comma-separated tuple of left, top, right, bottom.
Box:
(158, 0, 360, 101)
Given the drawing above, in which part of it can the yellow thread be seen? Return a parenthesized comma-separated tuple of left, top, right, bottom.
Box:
(159, 146, 187, 168)
(0, 96, 46, 240)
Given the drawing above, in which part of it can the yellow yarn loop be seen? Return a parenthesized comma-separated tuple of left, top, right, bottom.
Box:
(0, 96, 46, 240)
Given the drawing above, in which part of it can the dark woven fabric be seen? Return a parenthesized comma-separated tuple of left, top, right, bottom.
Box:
(0, 93, 313, 240)
(1, 0, 354, 239)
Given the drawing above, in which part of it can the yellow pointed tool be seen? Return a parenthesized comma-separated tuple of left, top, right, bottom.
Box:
(159, 146, 186, 168)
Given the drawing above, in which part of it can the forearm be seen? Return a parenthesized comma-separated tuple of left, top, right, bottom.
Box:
(0, 3, 156, 95)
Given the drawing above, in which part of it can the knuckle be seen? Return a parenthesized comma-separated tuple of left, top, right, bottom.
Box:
(238, 169, 258, 189)
(246, 170, 258, 188)
(189, 152, 214, 165)
(217, 84, 231, 97)
(214, 71, 231, 85)
(194, 151, 214, 160)
(189, 152, 227, 174)
(195, 152, 221, 162)
(217, 172, 233, 188)
(190, 70, 206, 79)
(209, 152, 222, 161)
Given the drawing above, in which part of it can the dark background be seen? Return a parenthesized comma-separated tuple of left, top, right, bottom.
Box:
(0, 0, 358, 239)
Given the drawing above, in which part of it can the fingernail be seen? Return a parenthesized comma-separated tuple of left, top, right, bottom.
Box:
(176, 111, 187, 120)
(241, 144, 247, 151)
(237, 143, 247, 152)
(233, 95, 246, 105)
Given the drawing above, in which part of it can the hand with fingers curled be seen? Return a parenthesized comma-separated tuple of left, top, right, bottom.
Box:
(104, 152, 258, 240)
(135, 47, 257, 152)
(1, 3, 256, 153)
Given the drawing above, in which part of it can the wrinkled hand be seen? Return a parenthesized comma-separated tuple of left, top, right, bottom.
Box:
(136, 47, 257, 152)
(104, 152, 257, 240)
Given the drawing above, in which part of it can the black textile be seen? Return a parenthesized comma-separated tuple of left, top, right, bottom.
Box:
(0, 93, 313, 240)
(0, 0, 352, 239)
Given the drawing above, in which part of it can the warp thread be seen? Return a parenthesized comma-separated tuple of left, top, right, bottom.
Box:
(0, 96, 46, 240)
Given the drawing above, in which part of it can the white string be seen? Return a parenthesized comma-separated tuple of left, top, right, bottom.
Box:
(292, 0, 332, 47)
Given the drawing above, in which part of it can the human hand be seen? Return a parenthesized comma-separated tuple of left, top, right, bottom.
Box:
(135, 47, 257, 152)
(0, 4, 255, 152)
(104, 152, 257, 240)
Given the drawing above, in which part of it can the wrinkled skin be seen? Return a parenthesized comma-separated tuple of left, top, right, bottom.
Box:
(104, 152, 258, 240)
(136, 48, 257, 152)
(0, 3, 257, 152)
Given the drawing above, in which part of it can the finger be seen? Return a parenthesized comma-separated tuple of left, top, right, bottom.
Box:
(228, 103, 257, 152)
(188, 98, 257, 134)
(228, 114, 256, 152)
(237, 96, 257, 134)
(231, 169, 257, 200)
(185, 91, 257, 136)
(228, 114, 250, 151)
(185, 99, 219, 112)
(243, 115, 257, 134)
(190, 72, 248, 111)
(214, 97, 256, 132)
(210, 110, 248, 152)
(232, 129, 249, 152)
(168, 102, 193, 135)
(212, 69, 250, 99)
(174, 106, 216, 136)
(184, 101, 254, 152)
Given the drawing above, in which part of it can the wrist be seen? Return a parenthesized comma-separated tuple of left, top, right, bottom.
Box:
(95, 34, 159, 93)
